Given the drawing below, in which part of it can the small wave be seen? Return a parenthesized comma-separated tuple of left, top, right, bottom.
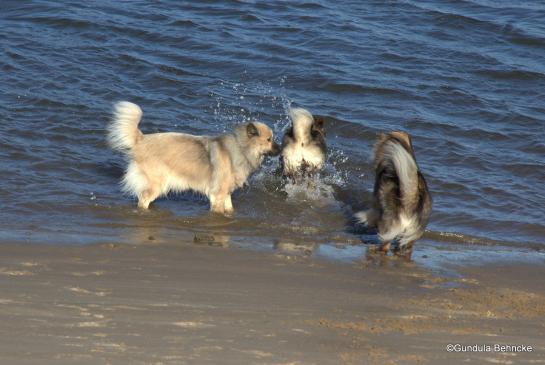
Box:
(7, 15, 94, 30)
(423, 230, 544, 251)
(238, 14, 263, 22)
(167, 19, 199, 27)
(474, 68, 545, 81)
(157, 64, 195, 78)
(295, 2, 330, 10)
(320, 82, 417, 99)
(429, 86, 485, 106)
(461, 0, 545, 11)
(27, 96, 69, 109)
(499, 162, 545, 180)
(519, 140, 545, 156)
(379, 52, 421, 63)
(433, 11, 495, 30)
(403, 2, 504, 33)
(509, 35, 545, 48)
(405, 1, 545, 50)
(5, 50, 25, 61)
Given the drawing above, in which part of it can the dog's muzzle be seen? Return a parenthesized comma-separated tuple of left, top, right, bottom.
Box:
(267, 142, 281, 156)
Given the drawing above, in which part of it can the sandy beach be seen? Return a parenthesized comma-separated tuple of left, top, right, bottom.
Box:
(0, 242, 543, 365)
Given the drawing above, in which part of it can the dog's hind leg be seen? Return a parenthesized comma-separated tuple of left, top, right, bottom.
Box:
(137, 186, 161, 209)
(135, 170, 165, 210)
(404, 244, 414, 260)
(394, 241, 414, 260)
(123, 163, 160, 209)
(378, 241, 391, 254)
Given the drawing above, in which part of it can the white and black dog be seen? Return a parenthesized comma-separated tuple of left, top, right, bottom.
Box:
(281, 107, 326, 182)
(355, 131, 431, 257)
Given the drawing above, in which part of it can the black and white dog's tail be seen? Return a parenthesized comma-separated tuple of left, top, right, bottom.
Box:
(382, 139, 419, 210)
(354, 137, 419, 226)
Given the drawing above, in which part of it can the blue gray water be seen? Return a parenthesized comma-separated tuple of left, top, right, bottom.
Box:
(1, 1, 544, 265)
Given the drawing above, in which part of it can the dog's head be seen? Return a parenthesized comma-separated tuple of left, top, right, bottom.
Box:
(237, 122, 281, 158)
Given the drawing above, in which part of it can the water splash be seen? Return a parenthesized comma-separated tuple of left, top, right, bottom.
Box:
(283, 177, 337, 205)
(208, 76, 291, 132)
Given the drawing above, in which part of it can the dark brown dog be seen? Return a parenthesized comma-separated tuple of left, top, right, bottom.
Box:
(355, 131, 432, 258)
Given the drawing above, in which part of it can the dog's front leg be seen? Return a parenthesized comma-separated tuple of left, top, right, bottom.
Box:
(224, 195, 234, 215)
(291, 172, 299, 185)
(209, 193, 228, 214)
(138, 187, 160, 210)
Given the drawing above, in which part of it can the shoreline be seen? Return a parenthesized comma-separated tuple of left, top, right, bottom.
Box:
(0, 241, 544, 364)
(2, 223, 544, 278)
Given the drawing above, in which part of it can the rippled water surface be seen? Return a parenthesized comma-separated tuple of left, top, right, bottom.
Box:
(1, 1, 544, 264)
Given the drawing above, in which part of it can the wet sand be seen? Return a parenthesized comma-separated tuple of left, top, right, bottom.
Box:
(0, 242, 544, 365)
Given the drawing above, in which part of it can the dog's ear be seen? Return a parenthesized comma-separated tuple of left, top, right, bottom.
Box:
(313, 117, 324, 131)
(312, 117, 325, 137)
(246, 123, 259, 138)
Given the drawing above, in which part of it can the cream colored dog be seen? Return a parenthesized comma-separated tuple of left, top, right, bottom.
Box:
(108, 101, 280, 214)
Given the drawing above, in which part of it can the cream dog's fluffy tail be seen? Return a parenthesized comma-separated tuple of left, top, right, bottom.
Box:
(108, 101, 144, 152)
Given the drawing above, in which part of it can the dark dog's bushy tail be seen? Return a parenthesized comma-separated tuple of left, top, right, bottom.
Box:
(382, 139, 419, 210)
(108, 101, 144, 152)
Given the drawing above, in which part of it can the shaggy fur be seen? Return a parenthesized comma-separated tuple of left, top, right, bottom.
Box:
(281, 107, 326, 182)
(108, 101, 280, 214)
(355, 131, 432, 257)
